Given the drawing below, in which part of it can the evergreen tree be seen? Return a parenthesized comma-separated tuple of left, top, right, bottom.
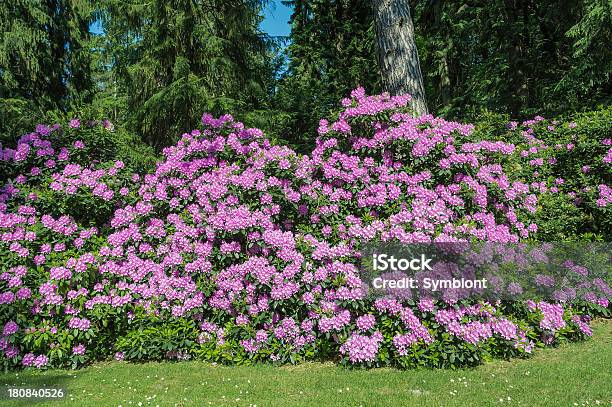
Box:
(98, 0, 273, 148)
(277, 0, 381, 150)
(413, 0, 611, 118)
(564, 0, 611, 106)
(0, 0, 94, 109)
(278, 0, 610, 132)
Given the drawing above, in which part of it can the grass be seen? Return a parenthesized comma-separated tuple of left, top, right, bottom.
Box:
(1, 319, 611, 407)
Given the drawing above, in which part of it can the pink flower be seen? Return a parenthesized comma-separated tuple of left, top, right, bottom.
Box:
(356, 314, 376, 331)
(34, 354, 49, 368)
(3, 321, 18, 336)
(340, 332, 383, 363)
(72, 344, 86, 355)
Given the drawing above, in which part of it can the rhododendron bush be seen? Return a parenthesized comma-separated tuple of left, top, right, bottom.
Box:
(1, 89, 610, 371)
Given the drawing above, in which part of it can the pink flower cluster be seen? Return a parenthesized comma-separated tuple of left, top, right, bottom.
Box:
(434, 303, 532, 350)
(340, 331, 384, 363)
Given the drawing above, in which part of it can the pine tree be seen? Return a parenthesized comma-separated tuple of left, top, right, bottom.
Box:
(412, 0, 610, 118)
(278, 0, 381, 150)
(99, 0, 273, 148)
(0, 0, 94, 109)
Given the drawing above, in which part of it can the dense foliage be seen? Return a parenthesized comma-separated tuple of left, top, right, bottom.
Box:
(1, 0, 280, 149)
(3, 1, 608, 152)
(277, 0, 611, 146)
(97, 0, 277, 148)
(470, 107, 612, 240)
(276, 0, 382, 150)
(414, 0, 611, 118)
(0, 0, 94, 110)
(1, 91, 610, 371)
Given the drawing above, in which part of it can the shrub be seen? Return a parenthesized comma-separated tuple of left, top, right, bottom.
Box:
(0, 90, 609, 371)
(470, 107, 612, 240)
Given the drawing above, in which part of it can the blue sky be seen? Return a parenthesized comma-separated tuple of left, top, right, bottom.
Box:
(90, 2, 292, 37)
(261, 1, 292, 38)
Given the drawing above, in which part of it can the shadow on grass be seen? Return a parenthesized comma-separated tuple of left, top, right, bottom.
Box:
(0, 373, 73, 406)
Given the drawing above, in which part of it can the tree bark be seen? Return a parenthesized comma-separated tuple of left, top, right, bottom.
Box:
(372, 0, 428, 115)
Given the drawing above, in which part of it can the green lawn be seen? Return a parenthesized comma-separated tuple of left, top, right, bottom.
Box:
(1, 319, 611, 407)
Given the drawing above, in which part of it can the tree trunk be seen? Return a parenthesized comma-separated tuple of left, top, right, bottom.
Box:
(372, 0, 428, 115)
